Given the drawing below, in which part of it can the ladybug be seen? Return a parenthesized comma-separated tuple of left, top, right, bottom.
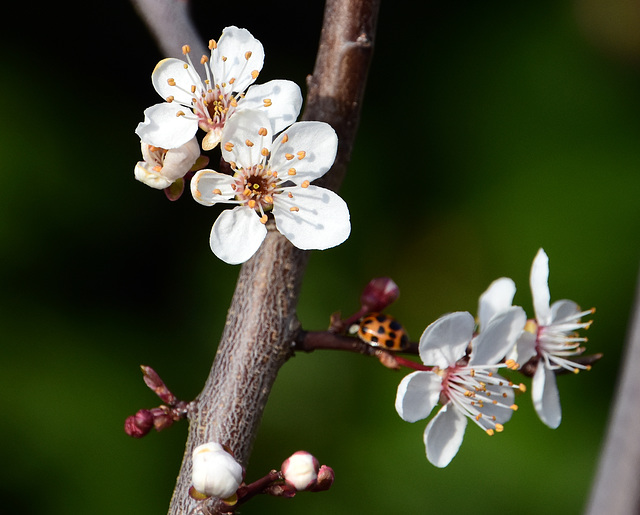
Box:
(356, 312, 409, 351)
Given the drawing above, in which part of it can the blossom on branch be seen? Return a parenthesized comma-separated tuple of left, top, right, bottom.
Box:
(135, 26, 302, 151)
(134, 137, 200, 190)
(191, 442, 244, 501)
(395, 308, 526, 467)
(191, 110, 351, 264)
(512, 248, 595, 428)
(281, 451, 320, 491)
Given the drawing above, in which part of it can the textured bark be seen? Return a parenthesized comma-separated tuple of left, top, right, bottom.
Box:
(160, 0, 381, 513)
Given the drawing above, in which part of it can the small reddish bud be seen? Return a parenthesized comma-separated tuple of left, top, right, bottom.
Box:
(310, 465, 335, 492)
(360, 277, 400, 312)
(124, 409, 154, 438)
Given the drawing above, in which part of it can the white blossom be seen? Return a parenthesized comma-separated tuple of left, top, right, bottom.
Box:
(135, 26, 302, 151)
(514, 248, 594, 428)
(192, 442, 243, 499)
(191, 110, 350, 264)
(395, 308, 526, 467)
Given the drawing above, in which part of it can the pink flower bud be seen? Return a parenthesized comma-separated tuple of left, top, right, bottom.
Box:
(124, 409, 154, 438)
(192, 443, 244, 500)
(360, 277, 400, 312)
(281, 451, 320, 491)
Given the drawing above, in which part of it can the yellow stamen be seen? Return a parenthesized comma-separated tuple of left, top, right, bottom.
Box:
(263, 98, 272, 107)
(290, 206, 300, 212)
(297, 151, 306, 159)
(301, 180, 310, 188)
(245, 139, 254, 147)
(259, 214, 268, 224)
(258, 127, 268, 136)
(245, 51, 252, 60)
(182, 45, 191, 54)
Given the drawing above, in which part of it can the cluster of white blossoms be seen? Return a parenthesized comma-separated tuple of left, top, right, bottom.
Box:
(134, 26, 350, 264)
(396, 248, 594, 467)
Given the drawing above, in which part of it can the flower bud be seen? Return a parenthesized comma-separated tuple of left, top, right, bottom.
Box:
(124, 409, 154, 438)
(192, 443, 244, 500)
(281, 451, 320, 491)
(135, 137, 200, 190)
(360, 277, 400, 312)
(311, 465, 335, 492)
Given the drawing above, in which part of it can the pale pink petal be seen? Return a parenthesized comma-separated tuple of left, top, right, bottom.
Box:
(210, 207, 267, 265)
(395, 371, 441, 423)
(532, 364, 562, 429)
(240, 80, 302, 134)
(273, 185, 350, 250)
(530, 248, 552, 326)
(418, 312, 475, 368)
(424, 403, 467, 468)
(478, 277, 516, 330)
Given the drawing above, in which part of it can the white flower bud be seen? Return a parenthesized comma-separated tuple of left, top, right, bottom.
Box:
(281, 451, 319, 491)
(192, 442, 243, 499)
(135, 137, 200, 189)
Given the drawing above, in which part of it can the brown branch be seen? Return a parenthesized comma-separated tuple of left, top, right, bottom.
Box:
(584, 265, 640, 515)
(161, 1, 381, 513)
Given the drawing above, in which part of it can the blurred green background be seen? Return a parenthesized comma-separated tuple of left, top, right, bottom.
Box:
(1, 0, 638, 513)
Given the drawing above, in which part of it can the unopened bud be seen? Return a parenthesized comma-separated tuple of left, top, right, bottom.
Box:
(310, 465, 335, 492)
(360, 277, 400, 312)
(281, 451, 319, 491)
(124, 409, 154, 438)
(192, 442, 244, 500)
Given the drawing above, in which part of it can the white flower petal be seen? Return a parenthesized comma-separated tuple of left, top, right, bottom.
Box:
(210, 207, 267, 265)
(470, 306, 526, 366)
(240, 80, 302, 134)
(395, 371, 441, 423)
(220, 110, 272, 169)
(192, 443, 243, 499)
(151, 57, 203, 105)
(478, 381, 516, 425)
(273, 185, 350, 250)
(532, 364, 562, 429)
(135, 102, 198, 149)
(212, 26, 264, 92)
(424, 403, 467, 468)
(512, 330, 538, 365)
(134, 161, 173, 190)
(530, 248, 552, 326)
(478, 277, 516, 331)
(269, 121, 338, 183)
(418, 312, 475, 368)
(191, 170, 235, 206)
(550, 299, 580, 323)
(159, 137, 200, 181)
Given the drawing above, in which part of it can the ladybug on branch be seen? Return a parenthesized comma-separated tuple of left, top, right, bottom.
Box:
(354, 312, 409, 352)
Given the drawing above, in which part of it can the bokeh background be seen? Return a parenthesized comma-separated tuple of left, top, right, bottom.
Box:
(1, 0, 639, 513)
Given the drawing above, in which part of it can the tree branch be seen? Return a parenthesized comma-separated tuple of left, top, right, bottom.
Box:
(584, 265, 640, 515)
(150, 1, 381, 513)
(130, 0, 207, 59)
